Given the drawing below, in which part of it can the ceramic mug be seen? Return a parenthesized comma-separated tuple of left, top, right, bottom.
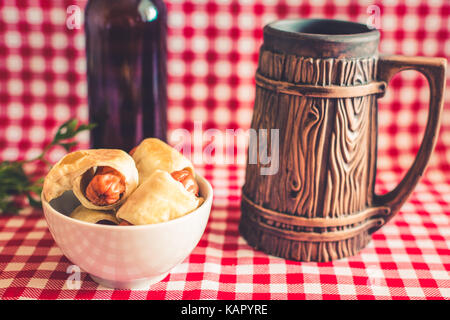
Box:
(240, 19, 446, 262)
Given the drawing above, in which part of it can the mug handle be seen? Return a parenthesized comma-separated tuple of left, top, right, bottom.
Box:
(371, 55, 446, 232)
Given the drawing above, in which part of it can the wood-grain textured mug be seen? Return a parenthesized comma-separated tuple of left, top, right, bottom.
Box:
(240, 19, 446, 262)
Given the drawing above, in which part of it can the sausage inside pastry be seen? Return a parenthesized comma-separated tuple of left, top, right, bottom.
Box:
(116, 169, 203, 225)
(85, 166, 126, 206)
(170, 168, 199, 196)
(43, 149, 139, 211)
(130, 138, 193, 184)
(70, 205, 120, 225)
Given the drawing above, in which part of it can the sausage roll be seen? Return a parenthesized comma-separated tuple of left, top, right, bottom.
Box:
(43, 149, 139, 211)
(116, 169, 203, 225)
(130, 138, 193, 184)
(70, 205, 120, 225)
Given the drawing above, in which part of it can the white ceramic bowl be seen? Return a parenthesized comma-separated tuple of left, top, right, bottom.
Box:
(42, 174, 213, 289)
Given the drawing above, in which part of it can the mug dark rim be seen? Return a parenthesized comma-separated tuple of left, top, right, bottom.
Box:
(265, 18, 380, 43)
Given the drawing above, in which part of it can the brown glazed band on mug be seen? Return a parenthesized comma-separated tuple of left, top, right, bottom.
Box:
(239, 18, 446, 262)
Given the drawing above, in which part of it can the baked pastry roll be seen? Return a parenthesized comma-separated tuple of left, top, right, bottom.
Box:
(116, 169, 202, 225)
(70, 205, 119, 225)
(43, 149, 139, 210)
(131, 138, 193, 184)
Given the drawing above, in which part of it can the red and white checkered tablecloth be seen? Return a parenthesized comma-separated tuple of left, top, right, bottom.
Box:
(0, 0, 449, 300)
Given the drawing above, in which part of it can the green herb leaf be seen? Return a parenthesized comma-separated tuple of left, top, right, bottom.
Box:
(59, 142, 78, 152)
(26, 193, 42, 209)
(0, 119, 96, 215)
(53, 119, 80, 142)
(76, 123, 97, 133)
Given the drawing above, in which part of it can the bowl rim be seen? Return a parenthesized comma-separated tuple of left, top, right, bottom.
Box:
(42, 173, 213, 230)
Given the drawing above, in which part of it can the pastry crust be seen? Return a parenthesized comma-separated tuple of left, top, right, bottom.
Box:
(116, 169, 202, 225)
(70, 205, 120, 225)
(131, 138, 193, 184)
(43, 149, 139, 210)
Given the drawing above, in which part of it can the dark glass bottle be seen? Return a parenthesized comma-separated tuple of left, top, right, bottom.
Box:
(85, 0, 167, 150)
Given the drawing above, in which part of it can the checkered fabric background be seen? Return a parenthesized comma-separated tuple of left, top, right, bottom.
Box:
(0, 0, 449, 300)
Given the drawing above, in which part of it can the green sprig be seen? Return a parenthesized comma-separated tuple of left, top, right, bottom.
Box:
(0, 119, 96, 215)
